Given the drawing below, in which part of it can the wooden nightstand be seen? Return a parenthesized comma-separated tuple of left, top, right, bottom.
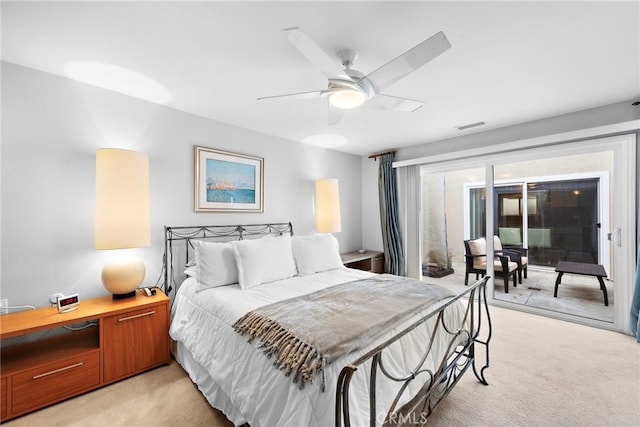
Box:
(0, 290, 170, 422)
(341, 250, 385, 273)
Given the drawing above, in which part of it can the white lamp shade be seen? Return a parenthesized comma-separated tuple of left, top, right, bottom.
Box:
(315, 178, 342, 233)
(94, 148, 150, 249)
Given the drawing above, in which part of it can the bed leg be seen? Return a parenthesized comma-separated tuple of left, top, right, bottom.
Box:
(336, 365, 357, 427)
(369, 355, 379, 427)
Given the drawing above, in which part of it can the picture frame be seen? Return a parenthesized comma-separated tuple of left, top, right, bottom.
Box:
(194, 146, 264, 212)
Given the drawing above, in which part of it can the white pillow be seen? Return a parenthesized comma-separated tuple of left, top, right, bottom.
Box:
(292, 234, 343, 275)
(192, 240, 238, 291)
(232, 235, 296, 289)
(184, 258, 197, 277)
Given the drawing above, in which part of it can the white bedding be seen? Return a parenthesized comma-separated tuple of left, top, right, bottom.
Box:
(170, 267, 466, 427)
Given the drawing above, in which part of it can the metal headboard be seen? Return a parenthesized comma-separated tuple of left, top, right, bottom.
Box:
(162, 222, 294, 298)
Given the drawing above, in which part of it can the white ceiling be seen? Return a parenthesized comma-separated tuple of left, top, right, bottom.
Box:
(2, 1, 639, 156)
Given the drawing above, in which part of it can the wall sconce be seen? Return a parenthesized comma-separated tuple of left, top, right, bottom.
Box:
(315, 178, 342, 233)
(94, 148, 150, 299)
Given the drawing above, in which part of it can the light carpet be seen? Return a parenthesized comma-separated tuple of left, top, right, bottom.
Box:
(4, 306, 639, 427)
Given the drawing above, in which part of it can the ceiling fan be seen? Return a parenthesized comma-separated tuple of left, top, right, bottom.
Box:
(258, 27, 451, 124)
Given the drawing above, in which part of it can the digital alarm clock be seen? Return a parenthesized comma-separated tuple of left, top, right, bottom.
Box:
(57, 293, 80, 313)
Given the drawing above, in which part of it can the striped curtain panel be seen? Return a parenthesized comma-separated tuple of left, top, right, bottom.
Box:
(378, 153, 406, 276)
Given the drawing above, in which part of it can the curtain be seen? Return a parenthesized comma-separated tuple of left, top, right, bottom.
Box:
(397, 165, 421, 278)
(378, 153, 405, 276)
(631, 245, 640, 341)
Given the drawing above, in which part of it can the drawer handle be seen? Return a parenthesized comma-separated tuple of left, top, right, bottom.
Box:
(33, 362, 83, 379)
(118, 311, 155, 322)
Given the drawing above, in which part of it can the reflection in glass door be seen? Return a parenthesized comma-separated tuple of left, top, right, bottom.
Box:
(526, 179, 600, 266)
(472, 179, 603, 267)
(420, 166, 488, 297)
(496, 184, 524, 247)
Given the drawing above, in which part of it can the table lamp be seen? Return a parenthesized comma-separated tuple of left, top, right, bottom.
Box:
(94, 148, 150, 299)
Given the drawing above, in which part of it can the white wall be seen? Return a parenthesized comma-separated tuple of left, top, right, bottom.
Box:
(1, 62, 363, 307)
(361, 156, 383, 252)
(361, 100, 640, 254)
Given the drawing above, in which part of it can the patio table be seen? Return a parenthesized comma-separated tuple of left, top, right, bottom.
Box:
(554, 261, 608, 306)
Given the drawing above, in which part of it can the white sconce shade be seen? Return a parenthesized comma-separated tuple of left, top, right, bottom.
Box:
(95, 148, 150, 298)
(315, 178, 342, 233)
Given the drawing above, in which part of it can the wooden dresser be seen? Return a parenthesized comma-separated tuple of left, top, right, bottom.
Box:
(0, 291, 170, 422)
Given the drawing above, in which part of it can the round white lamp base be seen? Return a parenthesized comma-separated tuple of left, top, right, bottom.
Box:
(101, 253, 145, 299)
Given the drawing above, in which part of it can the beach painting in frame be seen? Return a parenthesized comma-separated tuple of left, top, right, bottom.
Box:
(195, 146, 263, 212)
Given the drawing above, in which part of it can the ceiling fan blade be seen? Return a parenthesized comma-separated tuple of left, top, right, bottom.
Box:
(257, 89, 327, 101)
(283, 27, 354, 82)
(365, 94, 424, 112)
(365, 31, 451, 92)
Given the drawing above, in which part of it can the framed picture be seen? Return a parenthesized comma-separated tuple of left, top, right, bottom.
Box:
(194, 146, 264, 212)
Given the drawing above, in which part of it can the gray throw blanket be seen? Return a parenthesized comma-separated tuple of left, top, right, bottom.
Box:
(233, 275, 454, 390)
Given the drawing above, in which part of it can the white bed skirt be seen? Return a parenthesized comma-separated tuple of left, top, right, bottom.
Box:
(175, 341, 249, 426)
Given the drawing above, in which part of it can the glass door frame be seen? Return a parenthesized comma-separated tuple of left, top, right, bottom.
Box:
(416, 133, 635, 333)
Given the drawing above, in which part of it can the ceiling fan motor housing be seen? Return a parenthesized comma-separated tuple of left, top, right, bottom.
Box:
(335, 49, 376, 99)
(337, 48, 358, 69)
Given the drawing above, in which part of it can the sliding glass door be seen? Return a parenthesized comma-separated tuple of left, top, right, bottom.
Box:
(490, 155, 612, 322)
(469, 176, 606, 268)
(525, 178, 600, 267)
(418, 134, 635, 332)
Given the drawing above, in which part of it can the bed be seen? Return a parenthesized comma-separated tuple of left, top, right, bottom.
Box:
(163, 223, 491, 426)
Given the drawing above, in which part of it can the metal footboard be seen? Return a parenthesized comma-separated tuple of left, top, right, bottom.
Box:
(335, 276, 491, 427)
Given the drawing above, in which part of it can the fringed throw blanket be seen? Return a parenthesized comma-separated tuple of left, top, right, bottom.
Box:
(233, 275, 454, 391)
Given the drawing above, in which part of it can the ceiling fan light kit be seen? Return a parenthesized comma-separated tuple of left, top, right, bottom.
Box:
(259, 27, 451, 124)
(329, 89, 367, 109)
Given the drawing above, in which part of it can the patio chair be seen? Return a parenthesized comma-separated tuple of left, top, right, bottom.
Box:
(464, 237, 518, 293)
(494, 235, 529, 284)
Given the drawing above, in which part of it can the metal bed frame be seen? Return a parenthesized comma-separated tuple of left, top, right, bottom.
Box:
(162, 222, 293, 298)
(336, 276, 490, 426)
(162, 223, 491, 427)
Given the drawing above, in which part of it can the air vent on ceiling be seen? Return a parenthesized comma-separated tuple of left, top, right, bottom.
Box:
(456, 121, 486, 131)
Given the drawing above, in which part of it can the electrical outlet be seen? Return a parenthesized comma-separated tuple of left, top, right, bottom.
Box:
(0, 299, 8, 310)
